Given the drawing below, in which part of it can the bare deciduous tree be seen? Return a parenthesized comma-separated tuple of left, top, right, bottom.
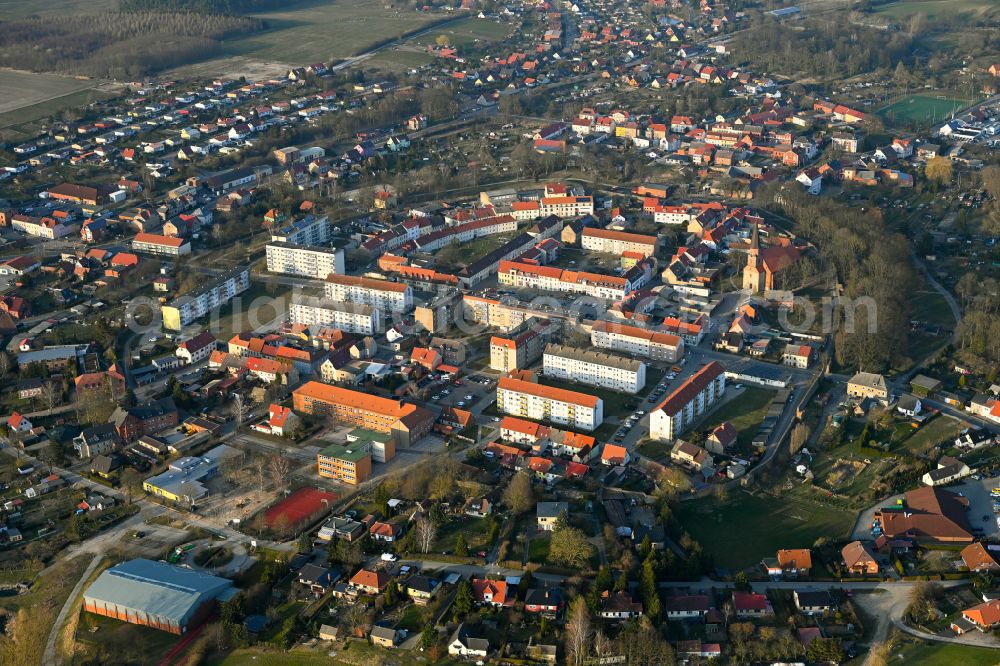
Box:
(251, 456, 267, 492)
(564, 597, 592, 666)
(269, 454, 289, 492)
(415, 517, 437, 554)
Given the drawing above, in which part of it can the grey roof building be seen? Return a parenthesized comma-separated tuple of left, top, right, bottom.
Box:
(83, 559, 236, 634)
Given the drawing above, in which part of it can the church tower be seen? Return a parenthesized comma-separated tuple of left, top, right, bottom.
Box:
(742, 223, 764, 293)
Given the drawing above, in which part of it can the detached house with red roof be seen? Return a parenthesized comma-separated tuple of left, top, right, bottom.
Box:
(7, 412, 32, 433)
(733, 592, 773, 617)
(471, 578, 513, 607)
(349, 568, 391, 595)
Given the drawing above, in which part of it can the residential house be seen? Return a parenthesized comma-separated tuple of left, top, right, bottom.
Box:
(448, 623, 489, 658)
(733, 592, 773, 617)
(370, 625, 403, 648)
(536, 501, 568, 531)
(599, 591, 643, 620)
(841, 540, 879, 575)
(349, 569, 391, 595)
(406, 575, 440, 605)
(961, 543, 1000, 572)
(471, 578, 513, 607)
(794, 590, 834, 615)
(525, 587, 564, 616)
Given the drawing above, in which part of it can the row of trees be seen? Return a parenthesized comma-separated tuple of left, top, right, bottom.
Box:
(119, 0, 291, 12)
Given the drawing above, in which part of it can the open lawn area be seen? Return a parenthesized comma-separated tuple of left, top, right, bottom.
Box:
(696, 386, 775, 449)
(210, 282, 291, 341)
(898, 414, 966, 455)
(872, 0, 998, 19)
(537, 374, 649, 419)
(75, 613, 181, 666)
(675, 490, 856, 570)
(879, 94, 976, 126)
(409, 15, 514, 49)
(435, 515, 494, 554)
(225, 0, 448, 65)
(890, 638, 1000, 666)
(0, 0, 117, 18)
(911, 288, 956, 328)
(212, 640, 401, 666)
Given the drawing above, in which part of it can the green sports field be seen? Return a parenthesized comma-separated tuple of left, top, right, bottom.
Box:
(879, 94, 974, 125)
(676, 490, 856, 570)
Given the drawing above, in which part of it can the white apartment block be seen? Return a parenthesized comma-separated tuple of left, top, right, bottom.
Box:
(497, 376, 603, 431)
(161, 266, 249, 331)
(11, 215, 78, 239)
(581, 228, 659, 257)
(269, 214, 330, 246)
(652, 206, 697, 225)
(542, 344, 646, 394)
(266, 242, 345, 279)
(510, 195, 595, 221)
(132, 232, 192, 257)
(649, 362, 726, 441)
(590, 320, 684, 363)
(498, 261, 642, 301)
(288, 297, 381, 335)
(324, 274, 413, 313)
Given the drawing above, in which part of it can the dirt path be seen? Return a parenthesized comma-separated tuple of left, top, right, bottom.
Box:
(42, 553, 102, 666)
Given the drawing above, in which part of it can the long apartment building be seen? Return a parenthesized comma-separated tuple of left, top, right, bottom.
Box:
(324, 274, 413, 313)
(542, 343, 646, 394)
(498, 260, 647, 301)
(411, 215, 517, 253)
(649, 362, 726, 441)
(133, 232, 192, 257)
(490, 319, 558, 372)
(292, 382, 434, 446)
(463, 294, 581, 333)
(288, 297, 381, 335)
(590, 320, 684, 363)
(581, 228, 659, 257)
(496, 376, 603, 431)
(161, 266, 249, 331)
(269, 214, 330, 245)
(510, 196, 595, 221)
(660, 315, 707, 346)
(265, 242, 344, 279)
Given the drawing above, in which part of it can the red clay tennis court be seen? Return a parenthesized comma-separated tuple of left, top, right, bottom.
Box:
(263, 487, 337, 529)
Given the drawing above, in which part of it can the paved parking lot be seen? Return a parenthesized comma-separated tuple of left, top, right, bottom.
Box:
(852, 474, 1000, 541)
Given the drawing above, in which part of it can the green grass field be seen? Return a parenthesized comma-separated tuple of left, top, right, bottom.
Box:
(676, 490, 856, 569)
(911, 287, 956, 327)
(225, 0, 447, 65)
(879, 94, 974, 125)
(410, 15, 514, 49)
(891, 639, 1000, 665)
(873, 0, 998, 19)
(0, 0, 117, 19)
(899, 414, 965, 455)
(697, 386, 775, 450)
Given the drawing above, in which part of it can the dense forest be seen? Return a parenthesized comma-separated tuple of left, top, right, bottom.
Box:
(0, 12, 261, 78)
(760, 185, 914, 373)
(119, 0, 291, 13)
(733, 17, 915, 80)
